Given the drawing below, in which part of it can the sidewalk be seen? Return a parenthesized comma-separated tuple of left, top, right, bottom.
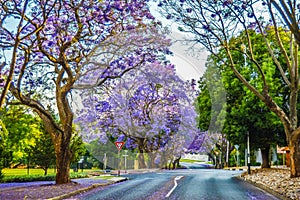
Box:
(0, 169, 159, 199)
(0, 175, 128, 200)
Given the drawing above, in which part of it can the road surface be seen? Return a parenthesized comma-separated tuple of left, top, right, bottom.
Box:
(69, 167, 280, 200)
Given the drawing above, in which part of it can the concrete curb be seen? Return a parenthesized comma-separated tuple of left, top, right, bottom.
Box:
(235, 176, 290, 200)
(48, 177, 128, 200)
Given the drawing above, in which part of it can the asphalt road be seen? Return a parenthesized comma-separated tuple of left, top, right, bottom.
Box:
(70, 165, 280, 200)
(166, 169, 279, 200)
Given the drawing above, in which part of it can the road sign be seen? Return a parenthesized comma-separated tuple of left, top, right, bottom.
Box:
(115, 141, 124, 151)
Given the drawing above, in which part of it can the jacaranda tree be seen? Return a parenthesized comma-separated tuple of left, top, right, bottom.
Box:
(158, 0, 300, 178)
(0, 0, 168, 184)
(75, 60, 202, 169)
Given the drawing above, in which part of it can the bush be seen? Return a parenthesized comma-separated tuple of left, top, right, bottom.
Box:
(253, 162, 261, 166)
(0, 174, 55, 183)
(70, 172, 88, 179)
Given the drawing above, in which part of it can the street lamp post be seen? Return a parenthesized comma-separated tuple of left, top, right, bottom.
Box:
(103, 153, 107, 172)
(247, 132, 251, 174)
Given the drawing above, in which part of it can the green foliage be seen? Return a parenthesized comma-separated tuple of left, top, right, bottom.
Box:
(0, 119, 9, 177)
(28, 121, 56, 175)
(70, 130, 87, 164)
(196, 57, 227, 133)
(197, 28, 287, 155)
(222, 30, 287, 149)
(0, 105, 89, 175)
(0, 106, 43, 165)
(196, 77, 211, 131)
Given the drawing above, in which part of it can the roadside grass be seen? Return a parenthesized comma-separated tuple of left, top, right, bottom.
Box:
(180, 159, 205, 163)
(2, 168, 98, 176)
(94, 175, 116, 180)
(3, 168, 55, 176)
(0, 168, 99, 183)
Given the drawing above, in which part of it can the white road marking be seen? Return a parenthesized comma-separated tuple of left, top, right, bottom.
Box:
(165, 176, 183, 198)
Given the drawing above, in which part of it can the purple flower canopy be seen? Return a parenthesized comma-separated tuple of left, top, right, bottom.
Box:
(75, 52, 203, 156)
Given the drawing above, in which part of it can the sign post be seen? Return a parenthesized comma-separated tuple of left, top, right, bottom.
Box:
(123, 150, 128, 174)
(115, 141, 124, 176)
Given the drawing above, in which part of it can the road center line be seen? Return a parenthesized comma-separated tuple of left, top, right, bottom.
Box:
(165, 176, 183, 198)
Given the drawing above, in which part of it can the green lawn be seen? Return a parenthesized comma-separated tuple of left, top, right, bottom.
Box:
(2, 168, 96, 176)
(3, 168, 53, 176)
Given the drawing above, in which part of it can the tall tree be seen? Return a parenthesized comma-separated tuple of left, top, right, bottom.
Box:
(197, 30, 287, 168)
(0, 119, 9, 179)
(158, 0, 300, 177)
(28, 122, 56, 176)
(1, 106, 41, 165)
(0, 0, 169, 184)
(76, 60, 201, 168)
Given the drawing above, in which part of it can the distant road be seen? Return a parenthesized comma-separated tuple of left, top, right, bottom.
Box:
(70, 167, 280, 200)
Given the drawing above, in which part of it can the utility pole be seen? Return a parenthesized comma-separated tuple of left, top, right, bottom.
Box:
(226, 140, 229, 167)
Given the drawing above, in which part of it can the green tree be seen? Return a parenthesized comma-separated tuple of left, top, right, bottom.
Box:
(69, 130, 86, 165)
(223, 72, 286, 168)
(28, 122, 56, 176)
(196, 57, 228, 167)
(198, 29, 287, 168)
(158, 0, 300, 178)
(223, 28, 288, 168)
(0, 119, 9, 179)
(85, 139, 118, 170)
(1, 106, 42, 166)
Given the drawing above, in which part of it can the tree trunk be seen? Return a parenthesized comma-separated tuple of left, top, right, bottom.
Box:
(55, 140, 72, 184)
(261, 146, 270, 168)
(172, 156, 181, 169)
(137, 138, 147, 169)
(289, 137, 300, 178)
(149, 152, 157, 168)
(137, 149, 147, 169)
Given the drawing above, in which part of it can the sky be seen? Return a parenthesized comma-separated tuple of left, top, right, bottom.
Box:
(150, 4, 208, 81)
(168, 31, 208, 81)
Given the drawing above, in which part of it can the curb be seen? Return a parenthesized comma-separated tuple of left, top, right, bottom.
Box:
(48, 177, 128, 200)
(235, 176, 289, 200)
